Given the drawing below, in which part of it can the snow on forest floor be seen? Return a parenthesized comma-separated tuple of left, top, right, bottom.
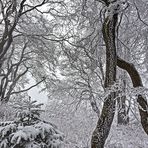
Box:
(42, 111, 148, 148)
(105, 123, 148, 148)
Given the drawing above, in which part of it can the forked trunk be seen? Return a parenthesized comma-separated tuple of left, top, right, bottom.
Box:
(117, 57, 148, 134)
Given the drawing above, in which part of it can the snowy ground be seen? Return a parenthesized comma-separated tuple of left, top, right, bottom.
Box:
(105, 124, 148, 148)
(43, 107, 148, 148)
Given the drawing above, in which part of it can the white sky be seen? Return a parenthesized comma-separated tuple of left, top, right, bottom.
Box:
(28, 86, 48, 104)
(26, 76, 48, 108)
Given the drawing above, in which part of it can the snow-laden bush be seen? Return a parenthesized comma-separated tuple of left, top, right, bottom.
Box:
(0, 97, 63, 148)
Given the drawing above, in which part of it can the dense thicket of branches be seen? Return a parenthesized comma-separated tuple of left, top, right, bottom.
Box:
(0, 0, 148, 148)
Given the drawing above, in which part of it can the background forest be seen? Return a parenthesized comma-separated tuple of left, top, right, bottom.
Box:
(0, 0, 148, 148)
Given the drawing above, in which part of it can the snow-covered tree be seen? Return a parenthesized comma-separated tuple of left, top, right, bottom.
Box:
(0, 97, 63, 148)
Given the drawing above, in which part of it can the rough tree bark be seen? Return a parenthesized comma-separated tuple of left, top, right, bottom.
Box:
(91, 12, 118, 148)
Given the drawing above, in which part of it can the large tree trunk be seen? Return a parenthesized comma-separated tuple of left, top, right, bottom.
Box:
(91, 13, 118, 148)
(117, 56, 148, 134)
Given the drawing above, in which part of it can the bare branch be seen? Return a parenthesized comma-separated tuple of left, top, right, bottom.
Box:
(10, 78, 46, 95)
(133, 1, 148, 27)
